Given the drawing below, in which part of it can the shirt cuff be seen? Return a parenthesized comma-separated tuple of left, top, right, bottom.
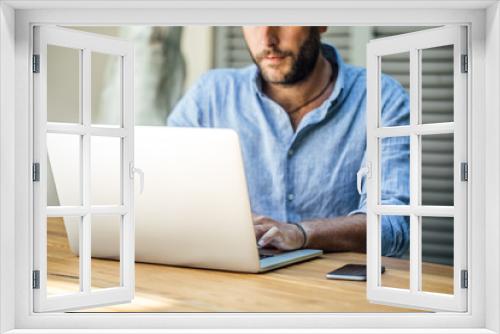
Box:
(347, 208, 367, 216)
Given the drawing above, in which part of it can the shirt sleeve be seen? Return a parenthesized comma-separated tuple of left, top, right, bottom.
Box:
(348, 74, 410, 258)
(166, 75, 206, 127)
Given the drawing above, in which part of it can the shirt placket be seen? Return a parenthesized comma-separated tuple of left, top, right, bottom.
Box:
(284, 141, 297, 224)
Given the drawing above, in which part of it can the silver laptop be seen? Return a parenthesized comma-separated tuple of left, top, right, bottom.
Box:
(47, 126, 323, 273)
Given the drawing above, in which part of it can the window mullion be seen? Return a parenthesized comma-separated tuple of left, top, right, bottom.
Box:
(81, 47, 91, 295)
(374, 122, 454, 138)
(374, 205, 454, 216)
(46, 123, 127, 137)
(409, 47, 421, 293)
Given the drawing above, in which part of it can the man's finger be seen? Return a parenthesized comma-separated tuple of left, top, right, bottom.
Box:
(254, 224, 270, 240)
(252, 215, 268, 225)
(258, 226, 280, 247)
(252, 213, 265, 222)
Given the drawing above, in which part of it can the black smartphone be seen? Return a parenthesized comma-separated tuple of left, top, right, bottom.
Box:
(325, 264, 385, 281)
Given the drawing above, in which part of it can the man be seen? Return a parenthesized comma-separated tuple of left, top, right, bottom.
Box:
(168, 26, 410, 257)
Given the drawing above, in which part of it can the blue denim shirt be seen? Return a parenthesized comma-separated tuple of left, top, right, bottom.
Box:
(167, 43, 410, 257)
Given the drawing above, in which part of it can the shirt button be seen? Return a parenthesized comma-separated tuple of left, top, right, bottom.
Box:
(287, 193, 295, 201)
(288, 149, 294, 157)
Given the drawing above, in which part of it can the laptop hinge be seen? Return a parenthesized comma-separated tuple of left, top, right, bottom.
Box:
(33, 270, 40, 289)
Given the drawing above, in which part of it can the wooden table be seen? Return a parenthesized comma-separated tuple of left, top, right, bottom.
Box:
(47, 218, 453, 312)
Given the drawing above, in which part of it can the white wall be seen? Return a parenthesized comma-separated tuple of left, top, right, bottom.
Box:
(182, 26, 214, 91)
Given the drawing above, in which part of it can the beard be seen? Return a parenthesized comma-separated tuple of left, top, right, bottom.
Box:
(249, 27, 322, 86)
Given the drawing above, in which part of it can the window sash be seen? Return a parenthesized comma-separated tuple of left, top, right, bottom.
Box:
(366, 25, 468, 312)
(32, 25, 135, 312)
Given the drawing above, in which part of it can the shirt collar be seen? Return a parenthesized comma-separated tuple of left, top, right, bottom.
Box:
(251, 42, 346, 107)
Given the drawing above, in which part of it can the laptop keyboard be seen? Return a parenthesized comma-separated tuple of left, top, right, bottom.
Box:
(259, 253, 273, 259)
(258, 248, 283, 259)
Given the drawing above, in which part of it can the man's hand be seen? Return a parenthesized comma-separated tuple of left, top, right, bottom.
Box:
(252, 214, 305, 251)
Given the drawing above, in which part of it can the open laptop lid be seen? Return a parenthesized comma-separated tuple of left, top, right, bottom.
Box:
(48, 126, 262, 272)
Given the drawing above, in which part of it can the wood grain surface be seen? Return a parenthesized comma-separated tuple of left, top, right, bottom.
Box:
(46, 218, 453, 312)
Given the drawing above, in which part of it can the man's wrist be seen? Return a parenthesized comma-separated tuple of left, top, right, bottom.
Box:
(293, 222, 308, 249)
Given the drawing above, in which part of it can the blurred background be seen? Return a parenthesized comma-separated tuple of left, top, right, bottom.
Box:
(47, 26, 454, 267)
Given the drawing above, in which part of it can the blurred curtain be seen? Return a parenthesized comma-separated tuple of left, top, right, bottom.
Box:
(96, 26, 186, 126)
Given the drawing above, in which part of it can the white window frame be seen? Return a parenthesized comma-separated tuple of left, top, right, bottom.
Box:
(33, 25, 136, 312)
(0, 1, 498, 333)
(365, 25, 468, 312)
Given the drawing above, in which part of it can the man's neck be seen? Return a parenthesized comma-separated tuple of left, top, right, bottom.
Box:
(262, 53, 334, 115)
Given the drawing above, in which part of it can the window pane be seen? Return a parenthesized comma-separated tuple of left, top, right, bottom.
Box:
(421, 133, 454, 206)
(47, 216, 81, 296)
(379, 136, 410, 206)
(421, 216, 454, 294)
(47, 133, 82, 206)
(91, 215, 121, 290)
(91, 136, 122, 205)
(380, 52, 410, 127)
(421, 45, 454, 124)
(380, 215, 410, 290)
(47, 45, 81, 124)
(91, 52, 122, 128)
